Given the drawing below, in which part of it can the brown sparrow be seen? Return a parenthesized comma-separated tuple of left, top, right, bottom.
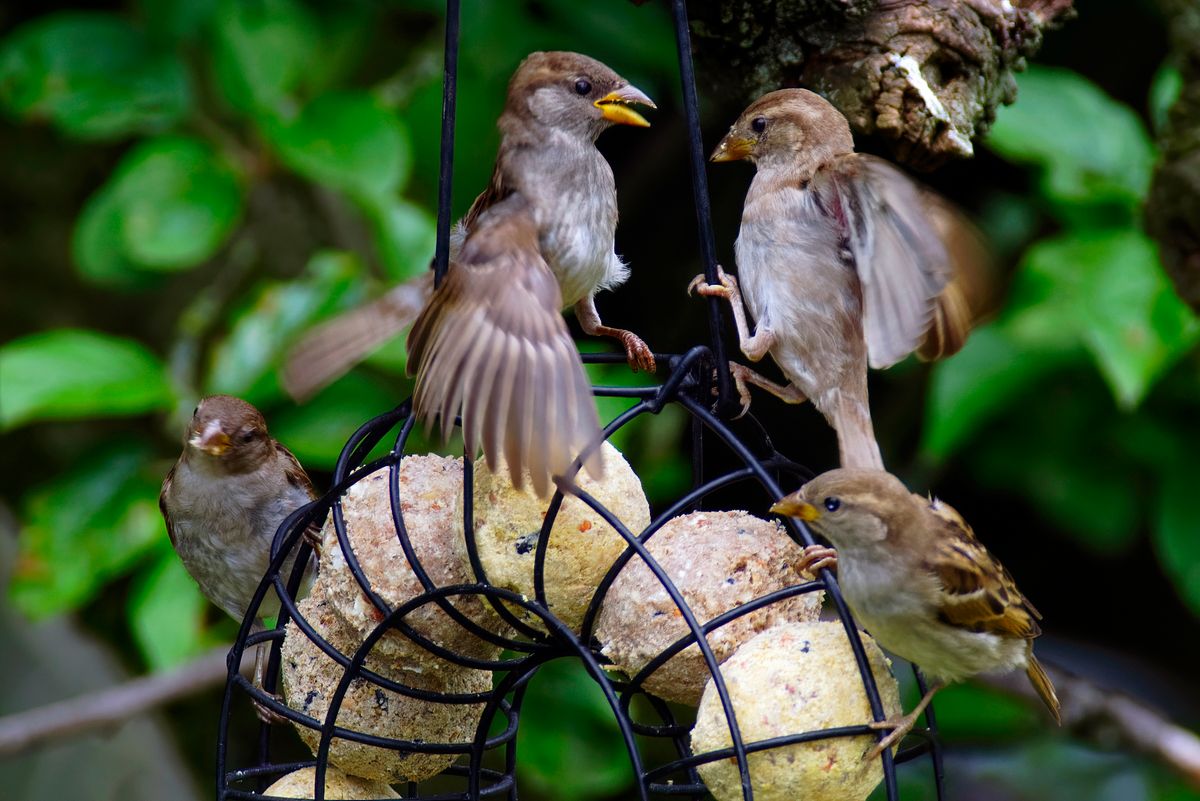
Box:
(283, 50, 657, 401)
(160, 395, 319, 720)
(694, 88, 979, 469)
(406, 193, 601, 497)
(771, 468, 1061, 758)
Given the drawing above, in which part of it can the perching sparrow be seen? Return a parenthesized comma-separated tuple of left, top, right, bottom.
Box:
(283, 50, 657, 401)
(695, 88, 980, 469)
(160, 395, 319, 720)
(770, 468, 1061, 758)
(407, 193, 601, 497)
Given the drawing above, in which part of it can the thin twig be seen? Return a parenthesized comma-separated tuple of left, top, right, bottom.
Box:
(0, 646, 253, 757)
(979, 667, 1200, 790)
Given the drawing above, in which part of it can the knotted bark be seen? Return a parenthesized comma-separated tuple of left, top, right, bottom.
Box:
(691, 0, 1075, 169)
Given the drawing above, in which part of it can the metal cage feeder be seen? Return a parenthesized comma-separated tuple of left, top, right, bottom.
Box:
(215, 1, 945, 799)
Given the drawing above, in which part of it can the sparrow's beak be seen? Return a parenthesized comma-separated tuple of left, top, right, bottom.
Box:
(770, 495, 821, 522)
(190, 419, 231, 456)
(710, 132, 755, 163)
(595, 84, 656, 128)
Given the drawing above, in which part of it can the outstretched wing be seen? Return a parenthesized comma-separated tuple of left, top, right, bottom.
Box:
(921, 495, 1043, 640)
(407, 199, 602, 497)
(817, 154, 951, 369)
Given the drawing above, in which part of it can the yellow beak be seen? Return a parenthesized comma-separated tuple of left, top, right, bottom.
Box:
(770, 495, 821, 522)
(710, 133, 755, 163)
(594, 84, 656, 128)
(190, 420, 231, 456)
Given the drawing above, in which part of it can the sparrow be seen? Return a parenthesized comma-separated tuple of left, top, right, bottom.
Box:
(159, 395, 319, 720)
(283, 50, 658, 402)
(770, 468, 1061, 758)
(694, 88, 982, 469)
(406, 193, 602, 497)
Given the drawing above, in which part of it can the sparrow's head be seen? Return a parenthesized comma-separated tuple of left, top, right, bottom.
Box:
(711, 88, 854, 171)
(185, 395, 273, 472)
(771, 468, 912, 549)
(505, 51, 655, 140)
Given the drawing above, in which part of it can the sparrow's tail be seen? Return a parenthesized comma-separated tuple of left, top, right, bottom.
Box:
(831, 392, 884, 470)
(282, 271, 435, 402)
(1025, 646, 1062, 725)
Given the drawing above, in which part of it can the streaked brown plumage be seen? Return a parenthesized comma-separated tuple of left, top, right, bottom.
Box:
(695, 88, 984, 469)
(407, 194, 601, 497)
(771, 468, 1060, 757)
(160, 395, 318, 720)
(283, 50, 656, 402)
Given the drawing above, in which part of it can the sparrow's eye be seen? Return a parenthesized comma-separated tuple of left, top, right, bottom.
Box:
(191, 406, 199, 418)
(823, 496, 841, 512)
(751, 116, 768, 134)
(574, 78, 592, 96)
(239, 429, 257, 444)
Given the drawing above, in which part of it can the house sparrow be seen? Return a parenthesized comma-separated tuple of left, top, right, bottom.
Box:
(406, 193, 602, 497)
(770, 468, 1061, 758)
(283, 50, 657, 402)
(694, 88, 980, 469)
(160, 395, 319, 721)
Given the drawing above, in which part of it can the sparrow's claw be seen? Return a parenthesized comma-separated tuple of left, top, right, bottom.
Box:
(863, 709, 923, 761)
(621, 331, 656, 373)
(727, 363, 755, 418)
(687, 266, 739, 300)
(302, 521, 323, 555)
(252, 693, 290, 726)
(797, 544, 838, 576)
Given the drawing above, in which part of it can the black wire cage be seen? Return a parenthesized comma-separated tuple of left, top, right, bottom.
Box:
(215, 1, 945, 799)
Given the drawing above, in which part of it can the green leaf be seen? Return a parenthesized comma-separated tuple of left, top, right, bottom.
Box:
(922, 324, 1072, 461)
(206, 251, 366, 401)
(1153, 461, 1200, 617)
(0, 12, 190, 139)
(10, 441, 166, 617)
(987, 66, 1156, 208)
(266, 92, 410, 201)
(1148, 63, 1182, 135)
(129, 547, 213, 669)
(114, 137, 244, 270)
(1015, 230, 1199, 408)
(211, 0, 319, 116)
(517, 659, 632, 800)
(367, 197, 436, 281)
(71, 182, 153, 288)
(0, 328, 173, 429)
(924, 682, 1038, 740)
(136, 0, 218, 44)
(270, 372, 399, 470)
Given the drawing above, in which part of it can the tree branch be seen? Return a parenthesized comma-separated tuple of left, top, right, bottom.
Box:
(979, 666, 1200, 790)
(0, 646, 253, 757)
(691, 0, 1075, 168)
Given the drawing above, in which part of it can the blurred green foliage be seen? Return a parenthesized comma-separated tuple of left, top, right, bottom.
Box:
(1, 0, 1198, 799)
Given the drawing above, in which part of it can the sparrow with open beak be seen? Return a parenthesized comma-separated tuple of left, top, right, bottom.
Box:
(771, 468, 1061, 758)
(694, 88, 982, 469)
(160, 395, 319, 721)
(407, 194, 602, 497)
(283, 50, 657, 402)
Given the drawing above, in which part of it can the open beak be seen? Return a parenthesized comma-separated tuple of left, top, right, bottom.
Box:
(595, 84, 656, 128)
(770, 495, 821, 522)
(190, 419, 231, 456)
(710, 132, 755, 163)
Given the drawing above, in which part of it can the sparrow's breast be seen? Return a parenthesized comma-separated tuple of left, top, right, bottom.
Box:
(736, 183, 867, 395)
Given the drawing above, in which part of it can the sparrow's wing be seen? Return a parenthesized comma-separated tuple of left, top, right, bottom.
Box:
(282, 272, 435, 402)
(274, 441, 317, 501)
(159, 464, 178, 548)
(461, 161, 516, 232)
(921, 495, 1043, 640)
(407, 209, 601, 498)
(821, 154, 950, 369)
(915, 190, 995, 361)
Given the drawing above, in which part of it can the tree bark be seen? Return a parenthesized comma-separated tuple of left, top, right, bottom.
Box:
(691, 0, 1075, 169)
(1146, 1, 1200, 311)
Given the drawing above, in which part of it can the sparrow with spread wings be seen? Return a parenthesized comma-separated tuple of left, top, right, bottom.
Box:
(695, 88, 986, 469)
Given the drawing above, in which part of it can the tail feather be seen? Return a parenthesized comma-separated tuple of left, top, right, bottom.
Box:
(282, 272, 435, 402)
(831, 392, 884, 470)
(1025, 646, 1062, 725)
